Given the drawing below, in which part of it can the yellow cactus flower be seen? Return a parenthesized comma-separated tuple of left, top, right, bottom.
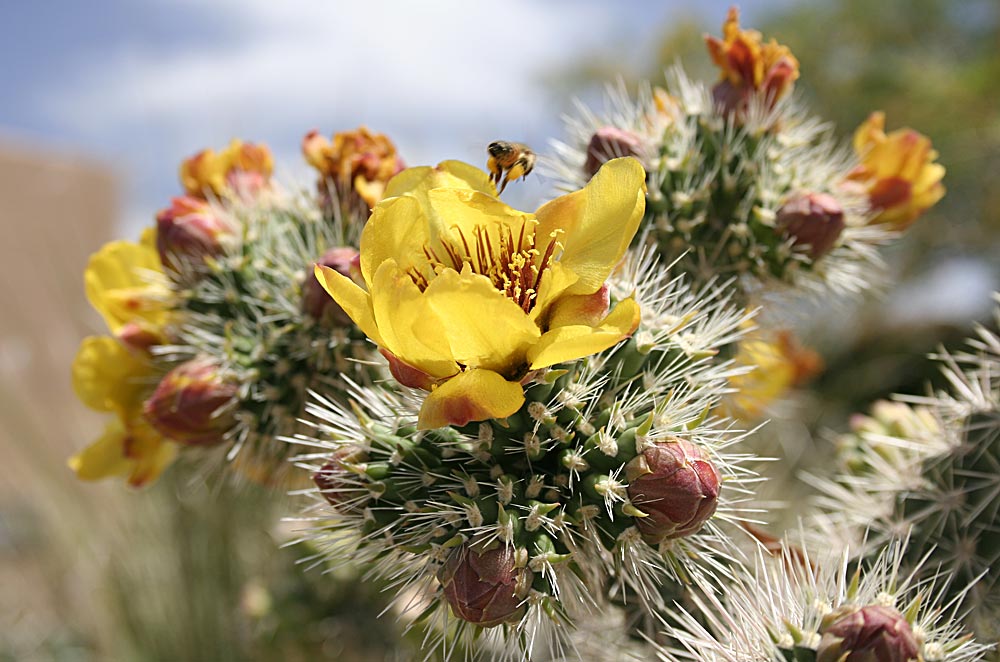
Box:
(179, 139, 273, 199)
(847, 112, 945, 231)
(315, 158, 645, 429)
(721, 327, 822, 421)
(302, 126, 405, 209)
(704, 6, 799, 111)
(84, 228, 170, 337)
(68, 336, 177, 487)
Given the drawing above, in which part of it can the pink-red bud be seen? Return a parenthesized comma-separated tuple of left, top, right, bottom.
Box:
(155, 196, 232, 270)
(626, 439, 720, 543)
(584, 127, 643, 179)
(143, 358, 238, 446)
(776, 192, 845, 259)
(817, 605, 920, 662)
(312, 446, 368, 512)
(438, 544, 531, 628)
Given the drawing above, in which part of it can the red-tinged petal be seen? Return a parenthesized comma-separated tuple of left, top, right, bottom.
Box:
(380, 348, 438, 391)
(417, 369, 524, 430)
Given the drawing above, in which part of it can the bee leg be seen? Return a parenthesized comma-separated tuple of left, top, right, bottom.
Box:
(486, 157, 500, 187)
(499, 173, 510, 194)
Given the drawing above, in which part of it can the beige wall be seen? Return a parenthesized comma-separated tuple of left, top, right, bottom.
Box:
(0, 139, 116, 486)
(0, 139, 119, 655)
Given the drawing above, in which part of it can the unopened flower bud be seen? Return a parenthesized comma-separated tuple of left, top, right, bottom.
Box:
(313, 446, 368, 511)
(303, 247, 360, 323)
(817, 605, 920, 662)
(776, 192, 845, 259)
(584, 127, 643, 178)
(438, 543, 532, 627)
(155, 196, 232, 270)
(143, 358, 238, 446)
(625, 438, 720, 543)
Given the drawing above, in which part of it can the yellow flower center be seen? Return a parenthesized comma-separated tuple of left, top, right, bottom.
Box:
(408, 219, 564, 313)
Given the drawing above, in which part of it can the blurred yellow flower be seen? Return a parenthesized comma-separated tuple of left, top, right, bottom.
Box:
(704, 6, 799, 111)
(316, 158, 645, 429)
(180, 139, 273, 199)
(84, 228, 170, 338)
(721, 327, 822, 421)
(302, 126, 405, 209)
(847, 112, 945, 231)
(68, 336, 177, 487)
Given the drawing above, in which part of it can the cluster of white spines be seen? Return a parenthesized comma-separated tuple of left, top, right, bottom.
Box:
(654, 537, 991, 662)
(811, 294, 1000, 646)
(160, 187, 373, 478)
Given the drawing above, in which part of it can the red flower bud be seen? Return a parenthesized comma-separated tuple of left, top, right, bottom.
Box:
(583, 127, 643, 179)
(155, 196, 233, 270)
(625, 439, 720, 543)
(817, 605, 920, 662)
(303, 247, 360, 324)
(312, 446, 368, 512)
(438, 544, 531, 627)
(143, 358, 238, 446)
(776, 192, 845, 259)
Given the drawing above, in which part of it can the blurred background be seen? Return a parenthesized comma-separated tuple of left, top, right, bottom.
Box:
(1, 0, 997, 659)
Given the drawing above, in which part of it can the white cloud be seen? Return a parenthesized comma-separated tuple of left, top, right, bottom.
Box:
(36, 0, 665, 232)
(46, 1, 611, 143)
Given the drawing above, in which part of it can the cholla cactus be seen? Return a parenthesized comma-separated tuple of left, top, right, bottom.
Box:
(815, 295, 1000, 646)
(546, 9, 943, 304)
(69, 134, 398, 488)
(654, 537, 990, 662)
(291, 157, 761, 660)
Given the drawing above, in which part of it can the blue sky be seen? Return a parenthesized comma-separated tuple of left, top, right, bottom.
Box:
(0, 0, 769, 231)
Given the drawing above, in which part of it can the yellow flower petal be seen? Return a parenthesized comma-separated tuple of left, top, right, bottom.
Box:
(383, 160, 495, 200)
(126, 441, 178, 488)
(68, 413, 177, 488)
(417, 369, 524, 430)
(85, 239, 168, 334)
(534, 157, 645, 297)
(545, 284, 610, 329)
(314, 265, 383, 346)
(369, 260, 459, 379)
(853, 112, 885, 155)
(68, 417, 133, 481)
(124, 416, 178, 488)
(362, 166, 508, 285)
(423, 266, 541, 374)
(849, 112, 945, 230)
(424, 188, 533, 250)
(139, 226, 157, 252)
(528, 297, 640, 369)
(530, 262, 581, 325)
(359, 195, 430, 286)
(72, 336, 152, 414)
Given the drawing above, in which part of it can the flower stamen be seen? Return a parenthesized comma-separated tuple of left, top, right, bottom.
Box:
(409, 219, 564, 314)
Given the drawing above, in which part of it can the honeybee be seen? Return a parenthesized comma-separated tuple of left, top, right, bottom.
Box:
(487, 141, 536, 194)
